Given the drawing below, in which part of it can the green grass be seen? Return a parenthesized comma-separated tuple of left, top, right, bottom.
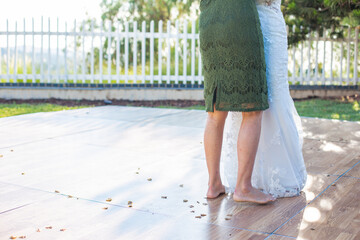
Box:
(158, 99, 360, 122)
(294, 99, 360, 121)
(0, 103, 92, 118)
(1, 99, 359, 122)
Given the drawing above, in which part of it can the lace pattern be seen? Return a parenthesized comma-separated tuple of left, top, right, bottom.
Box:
(199, 0, 269, 112)
(221, 0, 307, 198)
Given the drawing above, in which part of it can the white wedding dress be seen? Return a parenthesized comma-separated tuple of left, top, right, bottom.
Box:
(222, 0, 308, 198)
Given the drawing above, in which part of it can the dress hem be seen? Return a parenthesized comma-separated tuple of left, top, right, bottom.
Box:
(205, 105, 269, 113)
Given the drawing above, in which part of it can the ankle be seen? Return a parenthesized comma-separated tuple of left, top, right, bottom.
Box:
(235, 183, 253, 194)
(208, 179, 223, 188)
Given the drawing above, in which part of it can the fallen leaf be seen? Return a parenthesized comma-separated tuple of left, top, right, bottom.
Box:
(128, 201, 133, 205)
(128, 205, 133, 208)
(200, 214, 206, 217)
(102, 207, 108, 210)
(225, 218, 231, 221)
(310, 228, 315, 231)
(21, 173, 25, 175)
(54, 190, 60, 193)
(68, 195, 73, 198)
(10, 150, 14, 152)
(195, 216, 201, 219)
(60, 229, 66, 231)
(10, 236, 17, 239)
(179, 184, 184, 187)
(19, 236, 26, 239)
(227, 214, 233, 217)
(45, 226, 52, 229)
(161, 196, 167, 199)
(202, 203, 208, 206)
(106, 198, 112, 202)
(147, 178, 152, 181)
(197, 201, 200, 204)
(183, 199, 188, 202)
(189, 205, 194, 208)
(138, 168, 140, 170)
(36, 229, 40, 232)
(0, 155, 3, 157)
(331, 183, 336, 186)
(135, 172, 139, 174)
(190, 210, 195, 213)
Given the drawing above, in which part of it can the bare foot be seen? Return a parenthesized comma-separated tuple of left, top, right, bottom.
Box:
(206, 184, 226, 199)
(233, 187, 276, 204)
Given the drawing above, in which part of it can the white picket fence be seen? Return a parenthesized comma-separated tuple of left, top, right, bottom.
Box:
(0, 18, 359, 86)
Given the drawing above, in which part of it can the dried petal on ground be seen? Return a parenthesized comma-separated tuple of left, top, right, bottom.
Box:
(106, 198, 112, 202)
(68, 195, 73, 198)
(60, 229, 66, 231)
(36, 229, 40, 232)
(189, 205, 194, 208)
(45, 226, 52, 229)
(183, 199, 188, 202)
(161, 196, 167, 199)
(227, 214, 233, 217)
(102, 207, 108, 210)
(332, 183, 336, 186)
(147, 178, 152, 181)
(19, 236, 26, 239)
(54, 190, 60, 193)
(225, 218, 231, 221)
(200, 214, 206, 217)
(195, 216, 201, 219)
(10, 236, 17, 239)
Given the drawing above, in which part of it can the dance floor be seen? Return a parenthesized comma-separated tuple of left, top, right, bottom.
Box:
(0, 106, 359, 240)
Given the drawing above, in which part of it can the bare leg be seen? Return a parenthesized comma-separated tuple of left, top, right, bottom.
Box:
(204, 105, 227, 198)
(233, 111, 276, 204)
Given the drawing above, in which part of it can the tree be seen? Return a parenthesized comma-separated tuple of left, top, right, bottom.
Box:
(282, 0, 360, 45)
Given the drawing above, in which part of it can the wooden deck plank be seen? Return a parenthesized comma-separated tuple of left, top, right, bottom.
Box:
(266, 234, 296, 239)
(302, 138, 359, 175)
(0, 107, 359, 239)
(301, 118, 360, 143)
(274, 177, 360, 239)
(0, 183, 53, 214)
(0, 194, 270, 240)
(345, 159, 360, 178)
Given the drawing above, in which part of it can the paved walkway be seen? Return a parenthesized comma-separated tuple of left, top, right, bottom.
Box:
(0, 106, 359, 239)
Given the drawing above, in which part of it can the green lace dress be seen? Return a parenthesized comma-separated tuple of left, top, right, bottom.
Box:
(199, 0, 269, 112)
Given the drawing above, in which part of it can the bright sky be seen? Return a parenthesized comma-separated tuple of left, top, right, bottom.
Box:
(1, 0, 102, 31)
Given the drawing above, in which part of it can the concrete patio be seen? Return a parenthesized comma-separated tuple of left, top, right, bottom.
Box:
(0, 106, 359, 240)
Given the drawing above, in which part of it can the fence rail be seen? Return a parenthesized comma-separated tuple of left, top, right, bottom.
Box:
(0, 18, 359, 87)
